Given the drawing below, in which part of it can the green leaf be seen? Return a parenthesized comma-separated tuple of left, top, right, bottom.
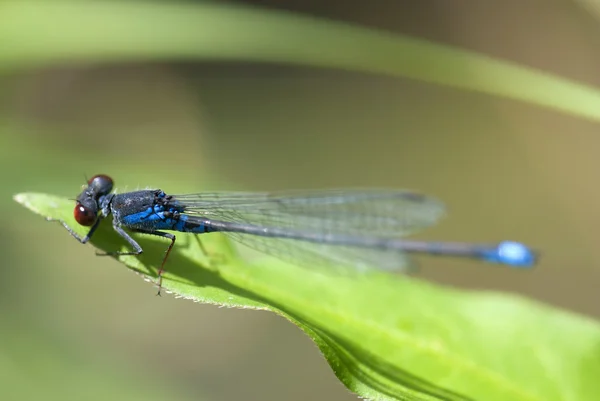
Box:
(2, 1, 600, 122)
(15, 192, 600, 401)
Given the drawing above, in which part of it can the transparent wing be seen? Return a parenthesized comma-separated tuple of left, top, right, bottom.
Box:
(172, 189, 446, 273)
(217, 234, 415, 274)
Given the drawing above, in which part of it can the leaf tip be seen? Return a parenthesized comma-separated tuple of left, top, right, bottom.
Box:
(13, 193, 35, 209)
(13, 192, 59, 217)
(13, 193, 26, 204)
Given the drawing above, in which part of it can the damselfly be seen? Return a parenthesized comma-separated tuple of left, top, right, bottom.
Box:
(50, 175, 537, 294)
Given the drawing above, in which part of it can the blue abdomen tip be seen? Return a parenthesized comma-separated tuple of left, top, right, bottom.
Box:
(493, 241, 537, 267)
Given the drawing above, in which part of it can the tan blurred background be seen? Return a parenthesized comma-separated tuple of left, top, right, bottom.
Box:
(2, 1, 600, 400)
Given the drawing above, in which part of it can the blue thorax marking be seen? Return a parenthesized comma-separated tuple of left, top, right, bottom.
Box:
(109, 190, 207, 233)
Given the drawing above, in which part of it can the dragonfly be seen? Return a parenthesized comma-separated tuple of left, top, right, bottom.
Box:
(50, 174, 537, 295)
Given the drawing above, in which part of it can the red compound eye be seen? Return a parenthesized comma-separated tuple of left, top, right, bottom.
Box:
(74, 203, 97, 226)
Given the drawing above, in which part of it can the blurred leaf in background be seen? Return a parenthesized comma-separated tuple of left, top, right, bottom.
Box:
(3, 1, 600, 400)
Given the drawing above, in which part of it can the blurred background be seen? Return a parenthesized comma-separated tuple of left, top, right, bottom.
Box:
(2, 0, 600, 400)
